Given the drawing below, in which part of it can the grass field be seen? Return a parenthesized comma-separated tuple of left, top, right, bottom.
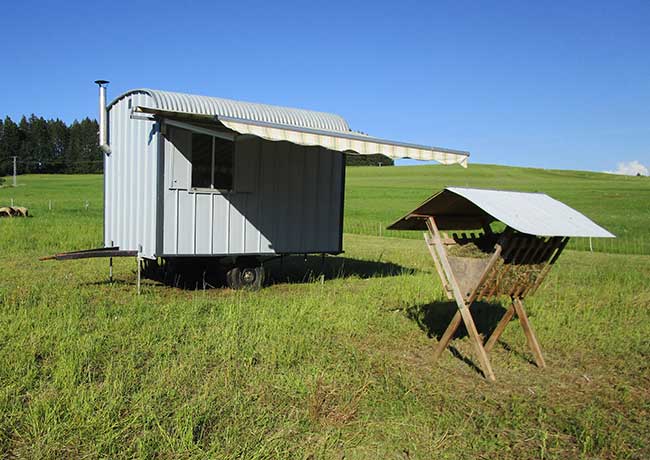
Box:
(1, 167, 649, 459)
(345, 164, 650, 255)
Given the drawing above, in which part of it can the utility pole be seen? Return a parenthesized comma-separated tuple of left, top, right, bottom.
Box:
(11, 156, 17, 187)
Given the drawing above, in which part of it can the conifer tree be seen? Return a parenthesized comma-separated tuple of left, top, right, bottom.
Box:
(0, 117, 23, 177)
(48, 119, 69, 173)
(0, 114, 102, 177)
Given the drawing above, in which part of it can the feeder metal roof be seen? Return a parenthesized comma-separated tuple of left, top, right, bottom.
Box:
(388, 187, 615, 238)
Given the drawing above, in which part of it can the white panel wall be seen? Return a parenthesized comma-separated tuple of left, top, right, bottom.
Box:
(161, 128, 344, 256)
(104, 93, 159, 259)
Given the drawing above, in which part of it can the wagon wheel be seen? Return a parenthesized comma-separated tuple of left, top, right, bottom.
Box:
(226, 263, 265, 291)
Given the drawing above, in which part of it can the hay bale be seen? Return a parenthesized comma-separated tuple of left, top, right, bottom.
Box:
(0, 206, 30, 217)
(13, 206, 29, 217)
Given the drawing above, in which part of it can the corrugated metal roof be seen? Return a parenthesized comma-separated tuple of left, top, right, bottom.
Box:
(388, 187, 615, 238)
(109, 89, 350, 132)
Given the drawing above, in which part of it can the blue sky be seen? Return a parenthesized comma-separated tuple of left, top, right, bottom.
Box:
(1, 0, 648, 172)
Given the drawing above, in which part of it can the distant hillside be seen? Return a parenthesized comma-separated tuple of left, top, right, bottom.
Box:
(344, 163, 650, 254)
(1, 164, 647, 255)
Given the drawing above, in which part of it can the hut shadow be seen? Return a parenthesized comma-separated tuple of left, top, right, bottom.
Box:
(82, 278, 168, 289)
(406, 300, 532, 374)
(106, 255, 417, 290)
(83, 279, 133, 287)
(265, 255, 415, 285)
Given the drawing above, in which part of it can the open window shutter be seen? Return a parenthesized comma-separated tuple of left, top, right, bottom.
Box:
(234, 137, 260, 193)
(167, 126, 192, 190)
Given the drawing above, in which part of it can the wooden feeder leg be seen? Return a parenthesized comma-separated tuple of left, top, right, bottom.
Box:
(432, 310, 462, 362)
(513, 298, 546, 368)
(484, 303, 515, 353)
(458, 303, 496, 381)
(424, 232, 453, 300)
(426, 217, 496, 382)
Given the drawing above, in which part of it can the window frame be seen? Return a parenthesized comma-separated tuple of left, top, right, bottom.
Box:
(204, 134, 236, 193)
(165, 120, 236, 194)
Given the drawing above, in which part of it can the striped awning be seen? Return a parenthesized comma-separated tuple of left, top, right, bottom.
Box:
(134, 106, 469, 167)
(217, 116, 469, 167)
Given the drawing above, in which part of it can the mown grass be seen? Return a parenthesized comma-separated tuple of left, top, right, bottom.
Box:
(1, 170, 649, 459)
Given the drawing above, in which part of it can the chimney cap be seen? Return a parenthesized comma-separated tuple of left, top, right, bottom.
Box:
(94, 80, 110, 86)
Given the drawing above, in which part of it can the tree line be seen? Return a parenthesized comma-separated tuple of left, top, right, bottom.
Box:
(0, 115, 102, 178)
(0, 114, 392, 183)
(345, 153, 394, 166)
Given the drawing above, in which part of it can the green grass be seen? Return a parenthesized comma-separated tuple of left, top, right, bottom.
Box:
(1, 168, 649, 459)
(345, 164, 650, 254)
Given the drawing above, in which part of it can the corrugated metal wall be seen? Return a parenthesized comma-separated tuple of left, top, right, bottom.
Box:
(104, 93, 159, 258)
(161, 127, 344, 256)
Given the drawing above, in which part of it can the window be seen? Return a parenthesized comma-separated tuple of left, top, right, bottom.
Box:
(191, 133, 234, 190)
(191, 133, 213, 188)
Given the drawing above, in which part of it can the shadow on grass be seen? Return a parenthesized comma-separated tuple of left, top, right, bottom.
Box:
(406, 300, 535, 375)
(407, 301, 506, 339)
(265, 254, 415, 285)
(83, 255, 416, 290)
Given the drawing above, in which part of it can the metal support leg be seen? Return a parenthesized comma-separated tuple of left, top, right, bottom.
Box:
(137, 257, 141, 295)
(109, 257, 113, 283)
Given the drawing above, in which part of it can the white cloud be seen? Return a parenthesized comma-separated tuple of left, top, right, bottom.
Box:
(605, 160, 648, 176)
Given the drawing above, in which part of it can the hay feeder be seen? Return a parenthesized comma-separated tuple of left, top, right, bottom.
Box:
(388, 187, 615, 381)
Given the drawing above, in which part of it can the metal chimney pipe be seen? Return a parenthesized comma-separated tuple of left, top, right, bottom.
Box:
(94, 80, 111, 154)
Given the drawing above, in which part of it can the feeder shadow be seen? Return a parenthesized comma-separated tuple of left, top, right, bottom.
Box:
(498, 341, 536, 366)
(406, 300, 526, 375)
(406, 301, 507, 340)
(447, 345, 484, 376)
